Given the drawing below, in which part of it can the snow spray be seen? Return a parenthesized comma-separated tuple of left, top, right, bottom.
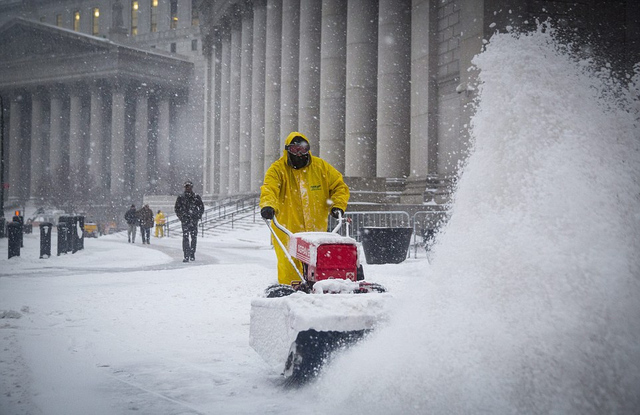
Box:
(315, 25, 640, 414)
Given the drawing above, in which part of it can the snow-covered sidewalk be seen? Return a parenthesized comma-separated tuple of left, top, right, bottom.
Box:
(0, 225, 418, 415)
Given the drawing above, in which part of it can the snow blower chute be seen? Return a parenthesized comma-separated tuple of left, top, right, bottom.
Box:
(249, 214, 392, 385)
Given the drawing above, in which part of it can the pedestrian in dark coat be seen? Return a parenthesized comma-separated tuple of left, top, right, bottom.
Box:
(125, 204, 137, 243)
(174, 181, 205, 262)
(137, 204, 154, 244)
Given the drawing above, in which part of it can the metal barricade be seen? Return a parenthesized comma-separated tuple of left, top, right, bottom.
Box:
(411, 210, 449, 258)
(329, 211, 411, 242)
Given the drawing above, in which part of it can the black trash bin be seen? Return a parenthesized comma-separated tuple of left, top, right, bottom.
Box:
(40, 222, 53, 258)
(75, 216, 85, 251)
(14, 215, 24, 247)
(8, 220, 21, 259)
(58, 216, 78, 253)
(361, 227, 413, 264)
(57, 221, 70, 256)
(0, 217, 6, 238)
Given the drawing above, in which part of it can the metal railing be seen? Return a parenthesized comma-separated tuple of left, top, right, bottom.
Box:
(165, 196, 260, 237)
(410, 210, 448, 258)
(328, 209, 450, 259)
(329, 211, 412, 242)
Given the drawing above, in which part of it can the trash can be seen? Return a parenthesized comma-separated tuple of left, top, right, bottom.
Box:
(40, 222, 53, 258)
(361, 227, 413, 264)
(57, 221, 70, 256)
(58, 216, 78, 254)
(74, 215, 85, 252)
(0, 217, 6, 238)
(8, 220, 21, 259)
(14, 215, 24, 247)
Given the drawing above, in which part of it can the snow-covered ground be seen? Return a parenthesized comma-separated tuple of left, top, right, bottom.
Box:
(2, 24, 640, 415)
(0, 220, 420, 415)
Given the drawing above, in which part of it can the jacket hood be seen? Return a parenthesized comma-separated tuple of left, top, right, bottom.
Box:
(282, 131, 312, 156)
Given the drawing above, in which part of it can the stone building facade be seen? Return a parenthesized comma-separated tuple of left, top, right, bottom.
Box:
(0, 0, 638, 219)
(198, 0, 639, 213)
(0, 0, 205, 219)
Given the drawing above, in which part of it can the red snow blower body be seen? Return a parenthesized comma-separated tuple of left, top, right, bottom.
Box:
(287, 231, 359, 288)
(249, 215, 390, 385)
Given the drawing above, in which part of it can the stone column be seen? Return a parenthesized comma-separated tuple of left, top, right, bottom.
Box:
(319, 0, 347, 170)
(110, 83, 127, 195)
(264, 0, 282, 167)
(68, 86, 85, 185)
(345, 0, 378, 177)
(89, 84, 105, 190)
(228, 10, 242, 192)
(250, 0, 267, 191)
(202, 32, 214, 195)
(49, 86, 66, 187)
(298, 0, 322, 153)
(134, 87, 150, 195)
(211, 34, 222, 195)
(377, 0, 411, 179)
(239, 3, 254, 193)
(156, 94, 171, 194)
(219, 22, 231, 195)
(402, 0, 437, 204)
(279, 0, 300, 138)
(8, 94, 25, 202)
(30, 91, 46, 200)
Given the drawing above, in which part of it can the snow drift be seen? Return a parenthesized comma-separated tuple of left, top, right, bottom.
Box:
(315, 25, 640, 414)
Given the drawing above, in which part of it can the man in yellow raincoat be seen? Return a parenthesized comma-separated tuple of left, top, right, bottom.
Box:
(154, 209, 166, 238)
(260, 132, 350, 285)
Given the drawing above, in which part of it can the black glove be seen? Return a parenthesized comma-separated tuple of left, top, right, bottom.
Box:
(331, 207, 344, 219)
(261, 206, 275, 220)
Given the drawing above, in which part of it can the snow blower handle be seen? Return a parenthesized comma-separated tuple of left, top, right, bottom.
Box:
(264, 216, 307, 284)
(331, 210, 345, 234)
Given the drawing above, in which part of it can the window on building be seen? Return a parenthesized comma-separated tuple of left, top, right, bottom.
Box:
(150, 0, 158, 32)
(191, 39, 197, 51)
(92, 8, 100, 35)
(131, 1, 139, 36)
(39, 16, 46, 22)
(170, 0, 178, 29)
(56, 14, 63, 27)
(73, 11, 80, 31)
(170, 43, 176, 53)
(191, 0, 199, 26)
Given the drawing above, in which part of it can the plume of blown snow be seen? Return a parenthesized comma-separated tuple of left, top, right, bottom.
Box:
(313, 25, 640, 415)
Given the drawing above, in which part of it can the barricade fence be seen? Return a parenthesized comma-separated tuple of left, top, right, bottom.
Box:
(329, 210, 449, 259)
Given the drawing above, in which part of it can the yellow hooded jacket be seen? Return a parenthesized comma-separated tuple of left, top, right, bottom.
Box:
(155, 211, 166, 226)
(260, 132, 350, 285)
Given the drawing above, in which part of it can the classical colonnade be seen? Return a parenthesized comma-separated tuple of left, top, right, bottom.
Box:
(3, 81, 184, 204)
(202, 0, 447, 203)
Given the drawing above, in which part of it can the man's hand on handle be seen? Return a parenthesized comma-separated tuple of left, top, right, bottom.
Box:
(261, 206, 275, 220)
(331, 207, 344, 219)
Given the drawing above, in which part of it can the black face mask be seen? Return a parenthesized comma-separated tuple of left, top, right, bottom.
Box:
(288, 152, 310, 169)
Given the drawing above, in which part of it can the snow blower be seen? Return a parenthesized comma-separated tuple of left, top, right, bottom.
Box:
(249, 214, 392, 385)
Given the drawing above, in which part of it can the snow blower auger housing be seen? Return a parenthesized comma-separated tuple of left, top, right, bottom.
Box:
(250, 214, 392, 385)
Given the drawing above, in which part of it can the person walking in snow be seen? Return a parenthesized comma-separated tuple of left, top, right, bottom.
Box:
(137, 204, 154, 244)
(124, 204, 138, 243)
(154, 210, 166, 238)
(174, 181, 205, 262)
(260, 131, 350, 286)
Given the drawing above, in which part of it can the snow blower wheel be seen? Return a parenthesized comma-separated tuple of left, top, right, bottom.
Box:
(264, 284, 296, 298)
